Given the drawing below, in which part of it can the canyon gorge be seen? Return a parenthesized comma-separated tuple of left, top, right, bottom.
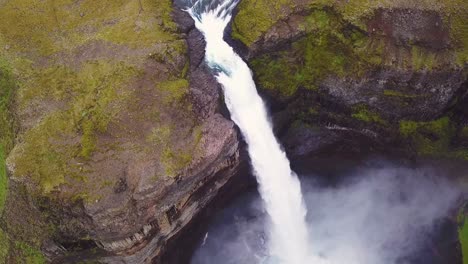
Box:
(0, 0, 467, 263)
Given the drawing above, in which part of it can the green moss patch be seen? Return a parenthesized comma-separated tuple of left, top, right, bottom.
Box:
(352, 105, 386, 124)
(146, 124, 202, 178)
(14, 242, 46, 264)
(399, 117, 468, 160)
(400, 117, 455, 156)
(11, 61, 138, 194)
(10, 112, 74, 194)
(0, 180, 52, 263)
(0, 0, 179, 56)
(411, 46, 437, 71)
(159, 78, 190, 104)
(251, 9, 382, 96)
(232, 0, 294, 46)
(0, 229, 48, 263)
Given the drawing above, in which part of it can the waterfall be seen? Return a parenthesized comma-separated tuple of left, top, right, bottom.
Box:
(187, 1, 318, 263)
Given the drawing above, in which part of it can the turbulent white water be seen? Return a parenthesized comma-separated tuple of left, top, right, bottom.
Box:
(188, 1, 314, 263)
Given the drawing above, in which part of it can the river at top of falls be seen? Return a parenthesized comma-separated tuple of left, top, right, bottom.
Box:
(186, 1, 322, 263)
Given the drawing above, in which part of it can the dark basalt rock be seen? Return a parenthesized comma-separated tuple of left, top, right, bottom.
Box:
(320, 69, 467, 120)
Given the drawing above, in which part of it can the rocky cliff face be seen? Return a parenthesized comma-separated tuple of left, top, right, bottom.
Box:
(0, 0, 466, 263)
(0, 1, 242, 263)
(233, 0, 467, 161)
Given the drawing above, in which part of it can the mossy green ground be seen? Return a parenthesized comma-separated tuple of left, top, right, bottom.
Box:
(0, 0, 198, 262)
(0, 0, 194, 195)
(234, 0, 467, 64)
(0, 184, 49, 264)
(351, 105, 386, 125)
(251, 9, 382, 96)
(0, 0, 178, 56)
(398, 117, 468, 158)
(10, 61, 139, 193)
(15, 242, 46, 264)
(232, 0, 295, 46)
(1, 235, 46, 264)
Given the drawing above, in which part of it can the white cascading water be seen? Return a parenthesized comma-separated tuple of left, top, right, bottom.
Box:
(188, 1, 320, 263)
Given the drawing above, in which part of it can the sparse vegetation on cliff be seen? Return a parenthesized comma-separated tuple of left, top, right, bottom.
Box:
(0, 0, 179, 55)
(234, 0, 467, 64)
(251, 9, 382, 96)
(9, 61, 138, 193)
(399, 117, 459, 157)
(0, 58, 15, 215)
(352, 105, 386, 125)
(232, 0, 295, 46)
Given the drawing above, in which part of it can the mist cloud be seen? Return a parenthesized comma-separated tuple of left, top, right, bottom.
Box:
(192, 161, 461, 264)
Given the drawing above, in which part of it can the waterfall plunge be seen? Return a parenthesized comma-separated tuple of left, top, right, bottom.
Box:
(188, 1, 322, 263)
